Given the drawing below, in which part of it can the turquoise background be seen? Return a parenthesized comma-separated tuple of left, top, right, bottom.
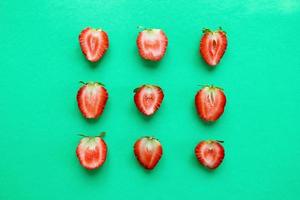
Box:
(1, 0, 300, 199)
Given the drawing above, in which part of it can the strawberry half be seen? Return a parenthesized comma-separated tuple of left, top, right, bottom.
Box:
(136, 28, 168, 61)
(134, 136, 163, 170)
(195, 85, 226, 122)
(76, 132, 107, 170)
(195, 140, 225, 169)
(79, 27, 109, 62)
(134, 84, 164, 116)
(200, 28, 227, 66)
(77, 81, 108, 119)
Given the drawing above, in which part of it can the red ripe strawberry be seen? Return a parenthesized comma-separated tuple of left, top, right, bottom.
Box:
(136, 28, 168, 61)
(77, 81, 108, 119)
(134, 136, 163, 170)
(76, 132, 107, 170)
(195, 140, 225, 169)
(79, 27, 109, 62)
(200, 28, 227, 66)
(134, 84, 164, 116)
(195, 85, 226, 122)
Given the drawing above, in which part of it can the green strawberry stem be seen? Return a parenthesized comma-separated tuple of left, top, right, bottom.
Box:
(145, 136, 158, 141)
(96, 82, 105, 86)
(198, 84, 224, 90)
(78, 132, 106, 138)
(98, 132, 106, 138)
(137, 25, 145, 30)
(137, 26, 155, 31)
(202, 28, 211, 33)
(79, 81, 105, 86)
(202, 27, 226, 34)
(216, 140, 224, 143)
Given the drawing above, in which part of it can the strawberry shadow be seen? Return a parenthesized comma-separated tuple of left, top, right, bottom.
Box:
(81, 167, 101, 176)
(191, 101, 216, 127)
(195, 50, 216, 72)
(132, 103, 155, 122)
(140, 114, 153, 122)
(75, 108, 100, 124)
(85, 55, 108, 69)
(74, 100, 100, 124)
(80, 162, 108, 177)
(143, 59, 161, 68)
(78, 47, 110, 69)
(191, 154, 219, 174)
(199, 118, 217, 126)
(136, 54, 163, 69)
(133, 159, 157, 174)
(84, 117, 100, 124)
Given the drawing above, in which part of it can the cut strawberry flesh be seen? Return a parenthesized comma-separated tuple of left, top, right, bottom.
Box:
(87, 33, 100, 56)
(201, 144, 221, 167)
(195, 141, 224, 169)
(195, 87, 226, 121)
(79, 28, 109, 62)
(77, 83, 108, 119)
(200, 30, 227, 66)
(140, 88, 158, 114)
(134, 85, 164, 116)
(134, 137, 162, 169)
(137, 29, 168, 61)
(76, 137, 107, 170)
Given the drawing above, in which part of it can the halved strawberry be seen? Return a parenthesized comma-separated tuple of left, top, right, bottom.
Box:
(79, 27, 109, 62)
(195, 85, 226, 122)
(134, 84, 164, 116)
(136, 28, 168, 61)
(195, 140, 225, 169)
(200, 28, 227, 66)
(77, 81, 108, 119)
(134, 136, 163, 170)
(76, 132, 107, 170)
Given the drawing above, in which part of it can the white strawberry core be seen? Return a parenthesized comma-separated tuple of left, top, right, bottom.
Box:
(206, 32, 223, 66)
(87, 31, 102, 60)
(204, 87, 216, 106)
(145, 139, 155, 152)
(140, 87, 159, 115)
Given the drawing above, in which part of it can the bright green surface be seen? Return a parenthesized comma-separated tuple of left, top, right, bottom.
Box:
(1, 0, 300, 199)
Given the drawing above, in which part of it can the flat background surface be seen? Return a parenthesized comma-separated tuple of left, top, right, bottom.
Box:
(1, 0, 300, 199)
